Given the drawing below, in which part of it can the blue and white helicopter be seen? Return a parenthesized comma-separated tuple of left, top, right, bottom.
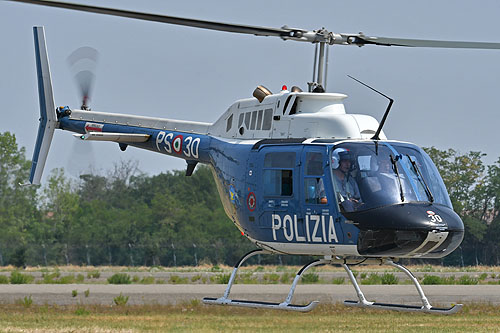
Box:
(13, 0, 500, 315)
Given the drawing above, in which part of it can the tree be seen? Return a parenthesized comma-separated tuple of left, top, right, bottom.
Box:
(425, 147, 488, 265)
(0, 132, 38, 266)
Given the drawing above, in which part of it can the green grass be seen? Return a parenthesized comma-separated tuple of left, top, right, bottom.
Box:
(381, 273, 399, 285)
(107, 273, 131, 284)
(0, 303, 498, 332)
(10, 271, 34, 284)
(301, 272, 319, 284)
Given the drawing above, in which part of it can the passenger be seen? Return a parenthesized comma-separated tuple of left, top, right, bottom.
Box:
(317, 177, 328, 204)
(332, 149, 361, 212)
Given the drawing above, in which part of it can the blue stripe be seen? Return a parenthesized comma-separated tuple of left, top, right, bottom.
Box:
(383, 142, 422, 201)
(30, 27, 48, 183)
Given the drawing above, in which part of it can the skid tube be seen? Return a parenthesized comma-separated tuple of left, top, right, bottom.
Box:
(203, 252, 462, 314)
(343, 259, 462, 315)
(203, 249, 326, 312)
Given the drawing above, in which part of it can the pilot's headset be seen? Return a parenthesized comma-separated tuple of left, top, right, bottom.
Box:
(331, 148, 353, 170)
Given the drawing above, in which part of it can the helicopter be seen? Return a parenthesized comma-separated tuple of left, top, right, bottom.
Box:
(9, 0, 500, 315)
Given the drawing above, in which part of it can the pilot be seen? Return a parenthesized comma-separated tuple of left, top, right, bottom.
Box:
(378, 158, 392, 174)
(332, 148, 361, 212)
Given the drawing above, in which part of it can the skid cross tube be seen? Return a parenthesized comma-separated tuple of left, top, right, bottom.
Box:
(343, 259, 463, 314)
(203, 251, 326, 312)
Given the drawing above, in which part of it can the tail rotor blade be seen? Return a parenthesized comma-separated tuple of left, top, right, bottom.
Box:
(67, 46, 99, 110)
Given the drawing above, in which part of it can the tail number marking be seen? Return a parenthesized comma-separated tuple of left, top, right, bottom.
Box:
(156, 131, 200, 159)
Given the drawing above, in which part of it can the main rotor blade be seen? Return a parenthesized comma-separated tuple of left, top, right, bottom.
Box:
(348, 35, 500, 49)
(9, 0, 500, 49)
(8, 0, 303, 39)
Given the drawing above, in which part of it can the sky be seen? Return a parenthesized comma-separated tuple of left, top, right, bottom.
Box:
(1, 0, 500, 182)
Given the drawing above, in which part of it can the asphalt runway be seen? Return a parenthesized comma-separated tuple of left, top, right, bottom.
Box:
(0, 284, 498, 307)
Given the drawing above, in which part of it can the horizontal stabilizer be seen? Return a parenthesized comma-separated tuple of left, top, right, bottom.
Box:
(74, 132, 150, 142)
(28, 26, 57, 185)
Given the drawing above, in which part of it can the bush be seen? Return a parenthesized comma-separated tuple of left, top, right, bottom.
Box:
(107, 273, 131, 284)
(75, 307, 90, 316)
(215, 274, 231, 284)
(236, 272, 258, 284)
(76, 274, 85, 283)
(10, 271, 34, 284)
(422, 275, 442, 285)
(72, 290, 78, 297)
(58, 275, 76, 284)
(169, 275, 188, 284)
(280, 272, 292, 284)
(361, 274, 382, 285)
(140, 276, 155, 284)
(442, 276, 456, 284)
(459, 275, 478, 285)
(263, 273, 280, 284)
(0, 275, 9, 284)
(113, 293, 129, 306)
(332, 277, 345, 285)
(479, 273, 488, 281)
(17, 295, 33, 308)
(42, 271, 61, 283)
(87, 270, 100, 279)
(381, 273, 398, 285)
(301, 273, 319, 284)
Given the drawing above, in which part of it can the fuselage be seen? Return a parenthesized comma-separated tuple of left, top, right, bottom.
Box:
(57, 89, 464, 260)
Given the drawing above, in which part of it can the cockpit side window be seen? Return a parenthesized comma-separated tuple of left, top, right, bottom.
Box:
(329, 142, 453, 213)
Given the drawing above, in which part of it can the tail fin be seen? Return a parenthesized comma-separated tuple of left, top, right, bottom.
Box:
(27, 26, 57, 185)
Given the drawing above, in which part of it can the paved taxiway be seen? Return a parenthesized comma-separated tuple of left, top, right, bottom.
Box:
(0, 284, 498, 306)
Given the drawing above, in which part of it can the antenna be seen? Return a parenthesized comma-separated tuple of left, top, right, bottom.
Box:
(347, 75, 393, 140)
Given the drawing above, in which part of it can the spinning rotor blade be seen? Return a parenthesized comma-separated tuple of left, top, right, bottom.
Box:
(345, 35, 500, 49)
(8, 0, 304, 39)
(9, 0, 500, 50)
(67, 46, 99, 110)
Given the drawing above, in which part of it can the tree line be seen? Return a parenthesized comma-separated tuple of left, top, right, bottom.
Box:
(0, 131, 499, 267)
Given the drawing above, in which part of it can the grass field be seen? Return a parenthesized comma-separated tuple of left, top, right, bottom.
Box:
(2, 264, 500, 286)
(1, 303, 499, 332)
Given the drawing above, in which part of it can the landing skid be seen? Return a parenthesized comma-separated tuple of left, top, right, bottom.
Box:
(202, 251, 462, 314)
(202, 249, 323, 312)
(203, 297, 319, 312)
(343, 300, 462, 314)
(342, 260, 462, 315)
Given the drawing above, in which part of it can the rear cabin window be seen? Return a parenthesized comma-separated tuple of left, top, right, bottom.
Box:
(262, 109, 273, 130)
(263, 152, 295, 197)
(256, 110, 263, 130)
(238, 113, 244, 128)
(304, 152, 327, 204)
(250, 111, 257, 130)
(226, 114, 233, 132)
(244, 112, 251, 129)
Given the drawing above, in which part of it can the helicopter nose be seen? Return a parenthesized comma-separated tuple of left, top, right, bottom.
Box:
(343, 203, 464, 258)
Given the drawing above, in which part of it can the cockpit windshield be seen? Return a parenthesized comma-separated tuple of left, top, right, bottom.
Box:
(330, 141, 452, 213)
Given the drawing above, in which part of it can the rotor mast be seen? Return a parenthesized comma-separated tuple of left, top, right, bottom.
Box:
(309, 41, 328, 92)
